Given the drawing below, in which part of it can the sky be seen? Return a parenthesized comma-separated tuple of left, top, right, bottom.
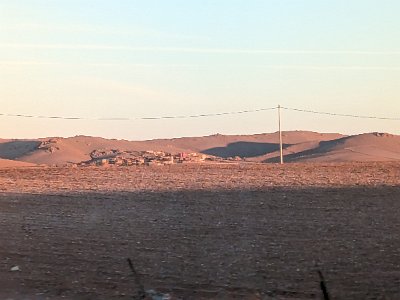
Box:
(1, 0, 400, 140)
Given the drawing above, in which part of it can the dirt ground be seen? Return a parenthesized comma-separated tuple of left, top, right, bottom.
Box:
(1, 163, 400, 299)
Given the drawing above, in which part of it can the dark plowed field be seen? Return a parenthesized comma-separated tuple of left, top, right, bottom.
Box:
(1, 163, 400, 299)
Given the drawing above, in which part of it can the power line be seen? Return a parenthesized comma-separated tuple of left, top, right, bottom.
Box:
(281, 106, 400, 121)
(0, 105, 399, 121)
(0, 107, 277, 121)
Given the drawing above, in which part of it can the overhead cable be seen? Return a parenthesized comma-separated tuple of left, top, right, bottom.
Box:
(0, 107, 277, 121)
(281, 106, 400, 121)
(1, 106, 399, 121)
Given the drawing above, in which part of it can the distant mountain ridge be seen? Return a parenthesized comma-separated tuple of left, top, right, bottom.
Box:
(0, 131, 399, 167)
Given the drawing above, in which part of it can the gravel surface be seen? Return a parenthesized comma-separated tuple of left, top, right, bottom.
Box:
(0, 163, 400, 299)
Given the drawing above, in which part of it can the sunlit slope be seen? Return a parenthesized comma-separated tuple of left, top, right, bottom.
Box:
(3, 132, 399, 165)
(0, 158, 37, 168)
(0, 131, 342, 165)
(274, 133, 400, 162)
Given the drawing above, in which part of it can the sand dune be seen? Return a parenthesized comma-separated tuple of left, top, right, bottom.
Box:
(0, 140, 41, 159)
(1, 131, 399, 165)
(0, 158, 37, 168)
(269, 132, 400, 162)
(151, 131, 343, 152)
(0, 131, 341, 165)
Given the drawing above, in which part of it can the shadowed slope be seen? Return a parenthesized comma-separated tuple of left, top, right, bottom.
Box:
(4, 131, 398, 165)
(267, 132, 400, 162)
(152, 131, 343, 153)
(0, 140, 41, 159)
(202, 141, 291, 158)
(0, 131, 343, 165)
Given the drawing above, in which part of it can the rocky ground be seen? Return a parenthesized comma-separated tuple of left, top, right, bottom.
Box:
(0, 163, 400, 299)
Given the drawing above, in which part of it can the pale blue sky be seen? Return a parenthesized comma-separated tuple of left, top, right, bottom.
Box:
(1, 0, 399, 139)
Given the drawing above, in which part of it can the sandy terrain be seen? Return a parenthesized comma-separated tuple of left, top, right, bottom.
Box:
(275, 133, 400, 163)
(0, 158, 36, 168)
(0, 131, 344, 166)
(2, 131, 400, 166)
(1, 163, 400, 299)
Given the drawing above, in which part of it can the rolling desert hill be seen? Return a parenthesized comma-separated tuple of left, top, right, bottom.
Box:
(0, 131, 399, 166)
(266, 132, 400, 163)
(0, 158, 37, 168)
(171, 131, 343, 156)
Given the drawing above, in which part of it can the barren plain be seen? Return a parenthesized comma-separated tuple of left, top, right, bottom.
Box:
(1, 163, 400, 299)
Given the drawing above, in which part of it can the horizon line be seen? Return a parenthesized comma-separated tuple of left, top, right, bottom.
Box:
(2, 130, 398, 142)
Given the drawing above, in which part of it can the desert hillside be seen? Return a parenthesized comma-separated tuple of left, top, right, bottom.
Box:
(0, 158, 37, 168)
(266, 132, 400, 162)
(1, 131, 400, 166)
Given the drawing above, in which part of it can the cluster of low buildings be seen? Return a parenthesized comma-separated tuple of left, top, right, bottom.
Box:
(79, 149, 211, 167)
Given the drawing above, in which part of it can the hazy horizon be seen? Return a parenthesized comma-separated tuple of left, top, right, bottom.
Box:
(1, 129, 398, 142)
(1, 0, 400, 139)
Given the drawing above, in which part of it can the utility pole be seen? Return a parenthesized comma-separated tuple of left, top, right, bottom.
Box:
(278, 105, 284, 164)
